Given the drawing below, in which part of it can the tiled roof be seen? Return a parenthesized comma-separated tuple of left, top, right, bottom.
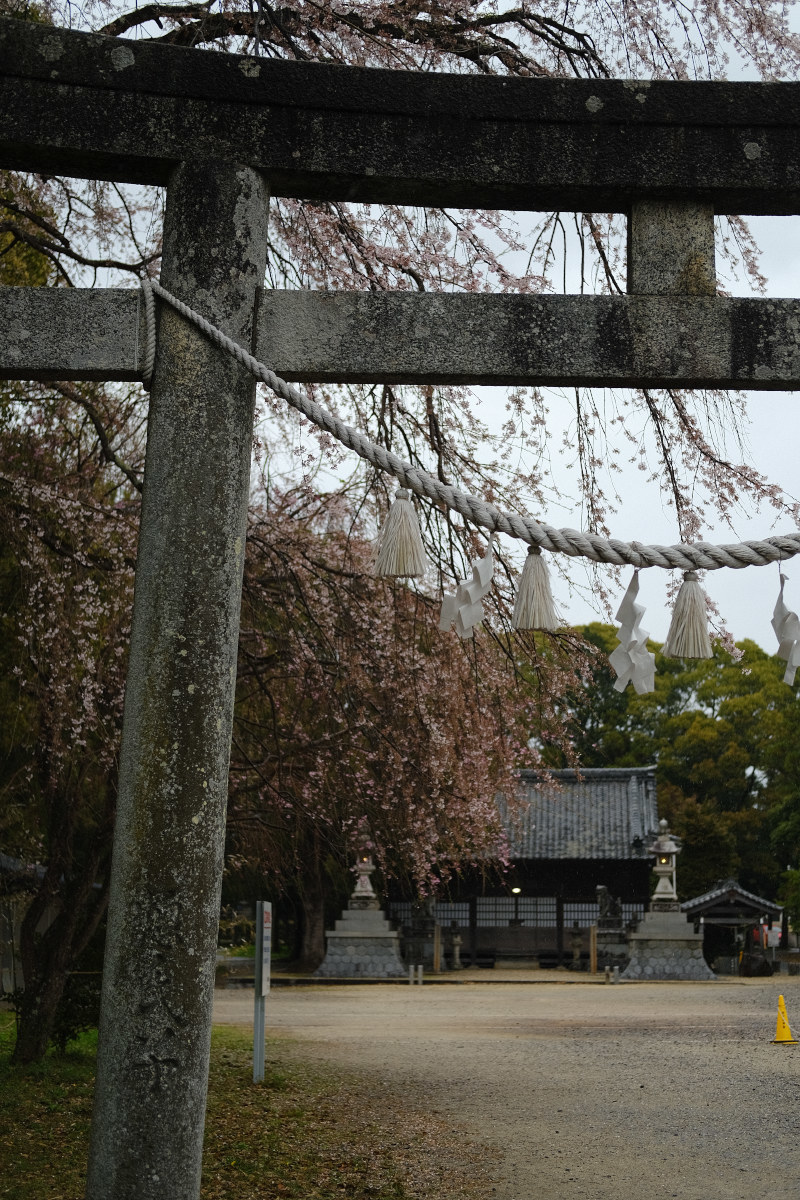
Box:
(506, 767, 659, 861)
(681, 878, 782, 919)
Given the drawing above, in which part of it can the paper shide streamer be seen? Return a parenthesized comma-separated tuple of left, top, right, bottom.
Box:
(439, 541, 494, 639)
(609, 571, 656, 694)
(772, 573, 800, 685)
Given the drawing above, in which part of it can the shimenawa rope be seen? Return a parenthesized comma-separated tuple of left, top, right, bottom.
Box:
(139, 278, 800, 572)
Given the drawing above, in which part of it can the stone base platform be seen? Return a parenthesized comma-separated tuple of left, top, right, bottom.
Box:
(596, 929, 629, 972)
(315, 906, 407, 979)
(622, 909, 715, 981)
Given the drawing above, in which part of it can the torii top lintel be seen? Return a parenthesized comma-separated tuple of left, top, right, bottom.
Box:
(6, 17, 800, 392)
(3, 16, 800, 213)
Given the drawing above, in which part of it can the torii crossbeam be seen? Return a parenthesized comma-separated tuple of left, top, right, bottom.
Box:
(2, 16, 800, 1200)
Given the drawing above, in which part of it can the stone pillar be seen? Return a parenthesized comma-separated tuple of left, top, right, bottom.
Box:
(595, 885, 628, 971)
(469, 895, 478, 968)
(86, 161, 269, 1200)
(628, 200, 716, 296)
(451, 924, 463, 970)
(556, 895, 565, 966)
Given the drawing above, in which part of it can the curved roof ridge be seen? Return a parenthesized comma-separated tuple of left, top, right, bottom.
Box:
(681, 879, 782, 916)
(519, 765, 657, 781)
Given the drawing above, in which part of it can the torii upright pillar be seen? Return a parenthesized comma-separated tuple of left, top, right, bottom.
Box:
(85, 160, 269, 1199)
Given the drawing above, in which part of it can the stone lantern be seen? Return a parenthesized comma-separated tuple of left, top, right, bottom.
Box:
(314, 852, 406, 979)
(649, 819, 680, 907)
(622, 817, 714, 981)
(351, 853, 379, 909)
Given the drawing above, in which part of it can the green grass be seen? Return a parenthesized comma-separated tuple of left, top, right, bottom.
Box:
(0, 1013, 492, 1199)
(201, 1026, 412, 1199)
(0, 1012, 97, 1199)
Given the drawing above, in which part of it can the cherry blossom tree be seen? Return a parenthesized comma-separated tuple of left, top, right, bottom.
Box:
(3, 0, 800, 1047)
(0, 381, 141, 1061)
(0, 177, 144, 1060)
(229, 488, 584, 963)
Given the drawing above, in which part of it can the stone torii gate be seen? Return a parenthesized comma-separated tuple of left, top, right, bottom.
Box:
(3, 16, 800, 1199)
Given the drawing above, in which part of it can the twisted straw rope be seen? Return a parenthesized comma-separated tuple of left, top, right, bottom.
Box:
(140, 278, 800, 572)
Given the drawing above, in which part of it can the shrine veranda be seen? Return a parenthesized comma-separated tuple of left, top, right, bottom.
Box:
(3, 16, 800, 1198)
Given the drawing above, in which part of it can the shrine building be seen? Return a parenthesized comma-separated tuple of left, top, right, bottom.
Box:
(391, 765, 659, 967)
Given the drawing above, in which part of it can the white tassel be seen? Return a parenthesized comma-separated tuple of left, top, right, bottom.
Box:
(511, 546, 559, 631)
(608, 570, 655, 693)
(662, 571, 712, 659)
(371, 489, 428, 578)
(771, 573, 800, 685)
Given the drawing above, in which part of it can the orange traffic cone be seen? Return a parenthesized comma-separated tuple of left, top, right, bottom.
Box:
(772, 994, 798, 1044)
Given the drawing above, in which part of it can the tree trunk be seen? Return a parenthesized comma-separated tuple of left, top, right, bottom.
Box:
(300, 869, 327, 969)
(12, 967, 69, 1064)
(291, 899, 304, 962)
(11, 799, 111, 1064)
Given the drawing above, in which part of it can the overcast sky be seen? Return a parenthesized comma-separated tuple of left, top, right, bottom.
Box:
(527, 32, 800, 654)
(575, 215, 798, 651)
(466, 212, 800, 653)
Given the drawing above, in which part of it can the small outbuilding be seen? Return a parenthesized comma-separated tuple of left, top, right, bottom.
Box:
(681, 879, 784, 974)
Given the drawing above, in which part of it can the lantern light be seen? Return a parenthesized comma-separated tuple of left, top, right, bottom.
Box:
(648, 819, 681, 904)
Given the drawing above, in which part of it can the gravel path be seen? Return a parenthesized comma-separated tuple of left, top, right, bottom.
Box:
(214, 979, 800, 1199)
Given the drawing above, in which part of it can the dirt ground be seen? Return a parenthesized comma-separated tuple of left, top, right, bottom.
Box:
(214, 976, 800, 1200)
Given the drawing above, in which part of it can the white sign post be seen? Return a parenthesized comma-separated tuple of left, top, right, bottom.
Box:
(253, 900, 272, 1083)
